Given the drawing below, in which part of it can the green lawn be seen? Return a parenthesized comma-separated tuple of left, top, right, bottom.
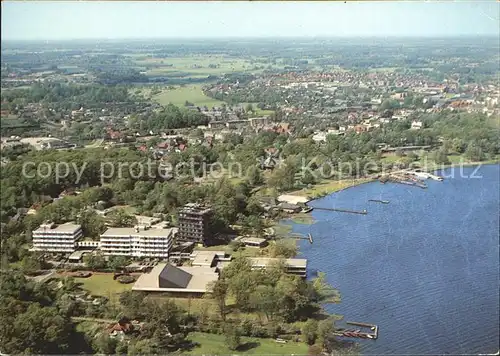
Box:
(77, 274, 133, 300)
(182, 332, 308, 355)
(153, 84, 225, 108)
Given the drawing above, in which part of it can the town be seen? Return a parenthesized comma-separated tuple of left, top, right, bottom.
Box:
(1, 22, 499, 356)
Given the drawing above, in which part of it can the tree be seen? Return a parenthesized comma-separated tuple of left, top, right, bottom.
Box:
(431, 148, 450, 165)
(3, 303, 73, 354)
(108, 256, 129, 271)
(270, 239, 297, 258)
(223, 257, 257, 310)
(250, 285, 280, 321)
(78, 210, 106, 240)
(224, 325, 241, 351)
(209, 278, 229, 321)
(302, 319, 319, 345)
(107, 209, 138, 227)
(83, 252, 107, 270)
(245, 103, 254, 113)
(317, 318, 335, 350)
(301, 169, 316, 185)
(119, 291, 146, 319)
(465, 142, 485, 161)
(93, 333, 118, 354)
(20, 255, 44, 276)
(240, 215, 265, 235)
(246, 165, 263, 186)
(128, 339, 157, 355)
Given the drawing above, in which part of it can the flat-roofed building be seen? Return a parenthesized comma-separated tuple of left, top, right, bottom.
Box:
(32, 222, 83, 253)
(190, 250, 229, 267)
(249, 116, 270, 128)
(178, 203, 213, 245)
(218, 257, 307, 278)
(132, 263, 219, 296)
(240, 237, 268, 248)
(99, 226, 175, 258)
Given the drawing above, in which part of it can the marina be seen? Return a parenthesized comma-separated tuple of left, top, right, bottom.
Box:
(290, 165, 500, 354)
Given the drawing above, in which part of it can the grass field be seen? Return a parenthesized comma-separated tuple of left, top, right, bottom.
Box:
(77, 274, 133, 300)
(182, 332, 308, 355)
(153, 84, 225, 108)
(133, 56, 251, 77)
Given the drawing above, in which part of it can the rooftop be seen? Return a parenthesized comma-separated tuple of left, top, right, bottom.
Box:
(101, 227, 175, 238)
(241, 237, 268, 244)
(33, 222, 81, 234)
(132, 263, 219, 293)
(250, 257, 308, 269)
(179, 203, 212, 215)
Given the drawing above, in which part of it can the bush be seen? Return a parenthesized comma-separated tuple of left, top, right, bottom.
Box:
(224, 326, 241, 351)
(74, 271, 92, 278)
(240, 319, 254, 336)
(117, 275, 135, 284)
(250, 324, 269, 338)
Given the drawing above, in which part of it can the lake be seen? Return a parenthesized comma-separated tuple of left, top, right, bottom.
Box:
(288, 164, 499, 355)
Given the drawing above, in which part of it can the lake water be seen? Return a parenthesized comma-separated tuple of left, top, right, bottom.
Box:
(288, 164, 499, 355)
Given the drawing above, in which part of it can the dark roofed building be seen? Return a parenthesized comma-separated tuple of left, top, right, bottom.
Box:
(159, 264, 192, 289)
(133, 263, 220, 296)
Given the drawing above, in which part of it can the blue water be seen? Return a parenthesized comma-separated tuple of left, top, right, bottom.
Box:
(289, 164, 499, 355)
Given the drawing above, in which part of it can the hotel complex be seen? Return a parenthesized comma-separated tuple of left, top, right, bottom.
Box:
(99, 226, 176, 258)
(32, 222, 83, 253)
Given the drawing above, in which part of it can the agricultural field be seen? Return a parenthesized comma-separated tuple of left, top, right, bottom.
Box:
(131, 55, 253, 77)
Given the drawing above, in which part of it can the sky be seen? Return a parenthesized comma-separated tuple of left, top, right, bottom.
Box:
(1, 1, 499, 41)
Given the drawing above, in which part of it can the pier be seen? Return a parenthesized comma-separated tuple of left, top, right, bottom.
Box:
(393, 180, 427, 189)
(334, 321, 379, 340)
(295, 233, 313, 244)
(368, 199, 390, 204)
(407, 171, 444, 181)
(313, 207, 368, 215)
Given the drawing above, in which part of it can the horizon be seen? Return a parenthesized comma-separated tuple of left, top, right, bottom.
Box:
(2, 1, 499, 41)
(2, 34, 500, 43)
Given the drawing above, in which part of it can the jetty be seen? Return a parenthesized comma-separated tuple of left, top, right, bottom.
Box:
(313, 207, 368, 215)
(334, 321, 379, 340)
(381, 173, 428, 189)
(394, 180, 427, 189)
(295, 233, 313, 244)
(368, 199, 389, 204)
(408, 171, 444, 181)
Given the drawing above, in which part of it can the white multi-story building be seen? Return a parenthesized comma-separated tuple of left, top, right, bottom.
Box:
(99, 226, 175, 258)
(32, 222, 83, 253)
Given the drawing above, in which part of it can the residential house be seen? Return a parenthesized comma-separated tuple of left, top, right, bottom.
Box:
(411, 121, 423, 130)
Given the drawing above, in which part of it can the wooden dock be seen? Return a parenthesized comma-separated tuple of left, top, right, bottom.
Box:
(313, 207, 368, 215)
(334, 321, 379, 340)
(296, 233, 313, 244)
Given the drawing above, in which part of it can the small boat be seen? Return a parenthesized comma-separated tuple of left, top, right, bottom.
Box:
(367, 334, 375, 339)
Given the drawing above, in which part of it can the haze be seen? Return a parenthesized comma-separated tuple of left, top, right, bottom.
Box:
(1, 1, 499, 41)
